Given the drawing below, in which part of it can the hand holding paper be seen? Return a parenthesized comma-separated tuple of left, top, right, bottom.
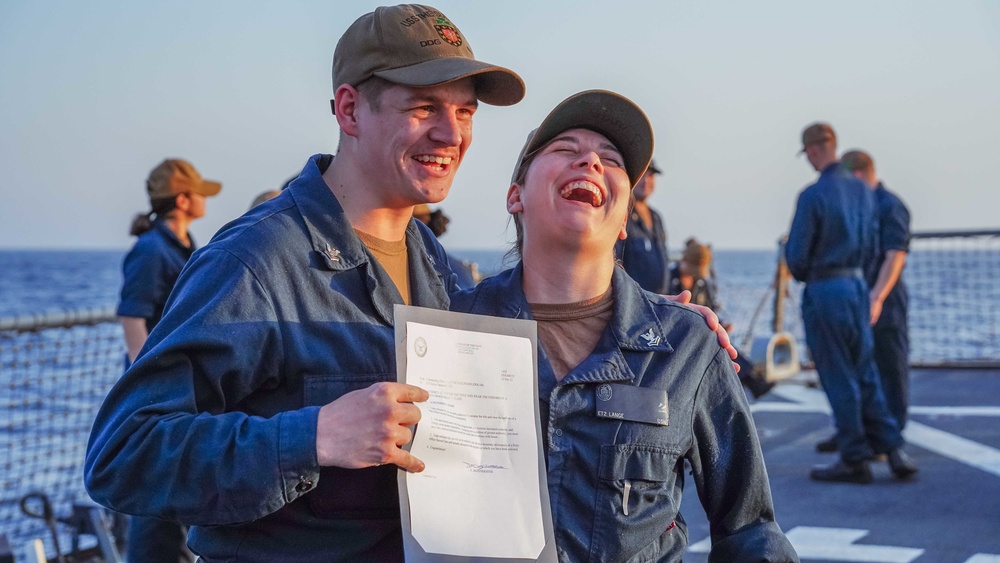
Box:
(316, 381, 429, 472)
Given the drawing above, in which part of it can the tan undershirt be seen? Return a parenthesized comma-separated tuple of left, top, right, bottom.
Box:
(355, 229, 410, 305)
(529, 288, 614, 381)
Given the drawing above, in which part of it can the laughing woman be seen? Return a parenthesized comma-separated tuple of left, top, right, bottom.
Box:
(450, 91, 798, 562)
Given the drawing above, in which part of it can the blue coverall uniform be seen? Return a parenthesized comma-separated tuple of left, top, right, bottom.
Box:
(785, 162, 903, 464)
(451, 265, 798, 562)
(616, 205, 669, 293)
(118, 219, 195, 332)
(87, 154, 458, 562)
(447, 252, 478, 289)
(867, 182, 911, 429)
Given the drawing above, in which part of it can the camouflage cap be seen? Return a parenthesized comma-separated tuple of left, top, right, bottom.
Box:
(333, 4, 525, 106)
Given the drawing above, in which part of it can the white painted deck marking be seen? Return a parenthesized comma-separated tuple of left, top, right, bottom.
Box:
(965, 555, 1000, 563)
(765, 383, 832, 411)
(754, 391, 1000, 418)
(909, 406, 1000, 417)
(755, 383, 1000, 477)
(689, 526, 924, 562)
(902, 423, 1000, 477)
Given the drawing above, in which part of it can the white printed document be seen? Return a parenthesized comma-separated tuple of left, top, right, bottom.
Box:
(394, 305, 556, 563)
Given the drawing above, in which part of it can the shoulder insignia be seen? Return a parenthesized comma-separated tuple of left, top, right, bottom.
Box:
(324, 243, 341, 262)
(640, 328, 661, 347)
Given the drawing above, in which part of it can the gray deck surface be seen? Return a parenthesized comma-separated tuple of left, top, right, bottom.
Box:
(682, 368, 1000, 563)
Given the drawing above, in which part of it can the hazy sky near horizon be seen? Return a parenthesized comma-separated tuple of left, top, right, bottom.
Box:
(2, 0, 998, 252)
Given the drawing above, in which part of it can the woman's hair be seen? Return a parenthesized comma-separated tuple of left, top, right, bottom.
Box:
(503, 150, 536, 264)
(681, 238, 713, 279)
(129, 195, 179, 236)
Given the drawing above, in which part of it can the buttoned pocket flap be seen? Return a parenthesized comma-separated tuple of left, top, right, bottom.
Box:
(598, 444, 675, 482)
(303, 373, 390, 406)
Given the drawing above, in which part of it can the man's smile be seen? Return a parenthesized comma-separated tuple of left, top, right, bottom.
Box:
(413, 154, 455, 173)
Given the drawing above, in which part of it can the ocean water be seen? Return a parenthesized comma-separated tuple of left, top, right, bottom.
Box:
(0, 247, 781, 331)
(0, 247, 792, 368)
(1, 245, 997, 362)
(0, 250, 123, 317)
(0, 248, 778, 309)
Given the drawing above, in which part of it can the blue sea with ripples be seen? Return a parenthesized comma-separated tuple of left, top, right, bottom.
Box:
(0, 247, 780, 324)
(0, 247, 792, 364)
(3, 246, 996, 363)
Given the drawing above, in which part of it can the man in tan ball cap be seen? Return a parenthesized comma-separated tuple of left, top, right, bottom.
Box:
(86, 5, 525, 560)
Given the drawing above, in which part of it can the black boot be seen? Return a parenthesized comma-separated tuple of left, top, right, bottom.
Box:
(815, 434, 838, 453)
(746, 377, 776, 399)
(739, 362, 775, 399)
(809, 459, 872, 484)
(887, 448, 918, 480)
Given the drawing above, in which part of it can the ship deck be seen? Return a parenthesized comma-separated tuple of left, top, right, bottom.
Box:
(682, 367, 1000, 562)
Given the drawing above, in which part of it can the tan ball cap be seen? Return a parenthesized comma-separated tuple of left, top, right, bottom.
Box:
(799, 122, 836, 153)
(333, 4, 525, 106)
(146, 159, 221, 200)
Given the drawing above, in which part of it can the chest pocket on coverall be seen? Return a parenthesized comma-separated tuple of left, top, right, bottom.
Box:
(593, 443, 682, 562)
(304, 374, 400, 519)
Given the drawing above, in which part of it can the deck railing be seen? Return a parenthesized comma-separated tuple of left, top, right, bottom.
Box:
(719, 229, 1000, 369)
(1, 308, 123, 560)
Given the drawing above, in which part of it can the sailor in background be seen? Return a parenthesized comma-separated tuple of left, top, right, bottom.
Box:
(616, 159, 669, 293)
(844, 149, 912, 430)
(785, 122, 916, 484)
(413, 203, 481, 288)
(117, 158, 221, 562)
(668, 238, 775, 399)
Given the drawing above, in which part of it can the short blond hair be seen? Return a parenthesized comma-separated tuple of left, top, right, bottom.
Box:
(841, 149, 875, 174)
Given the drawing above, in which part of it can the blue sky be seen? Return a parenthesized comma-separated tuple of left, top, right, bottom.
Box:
(2, 0, 998, 251)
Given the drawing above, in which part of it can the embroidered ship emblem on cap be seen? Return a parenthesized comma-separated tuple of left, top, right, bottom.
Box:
(434, 17, 462, 47)
(640, 328, 661, 347)
(324, 243, 341, 262)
